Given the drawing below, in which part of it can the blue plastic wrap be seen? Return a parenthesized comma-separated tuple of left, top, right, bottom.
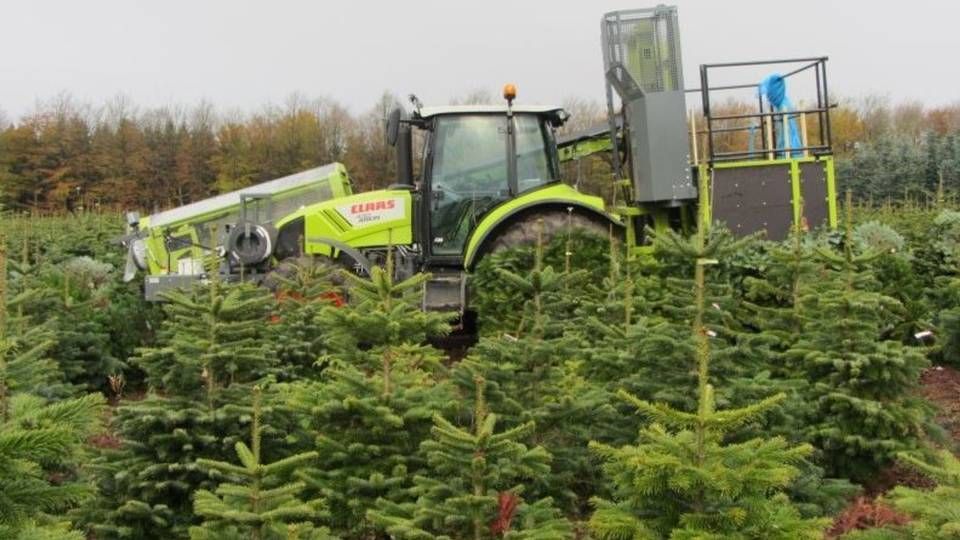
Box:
(759, 74, 803, 157)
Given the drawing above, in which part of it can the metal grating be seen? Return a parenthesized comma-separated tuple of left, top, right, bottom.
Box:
(602, 6, 684, 94)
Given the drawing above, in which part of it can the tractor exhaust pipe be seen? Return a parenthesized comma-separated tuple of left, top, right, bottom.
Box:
(386, 106, 414, 189)
(395, 122, 414, 188)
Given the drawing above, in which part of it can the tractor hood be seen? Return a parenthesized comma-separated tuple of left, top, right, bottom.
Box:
(276, 188, 415, 257)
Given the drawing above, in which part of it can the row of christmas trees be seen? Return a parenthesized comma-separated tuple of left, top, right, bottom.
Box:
(2, 202, 960, 538)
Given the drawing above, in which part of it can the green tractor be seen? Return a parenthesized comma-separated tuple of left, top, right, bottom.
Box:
(122, 5, 839, 320)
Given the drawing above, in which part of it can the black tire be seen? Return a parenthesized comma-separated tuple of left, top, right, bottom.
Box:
(485, 210, 615, 254)
(263, 256, 347, 295)
(227, 221, 276, 266)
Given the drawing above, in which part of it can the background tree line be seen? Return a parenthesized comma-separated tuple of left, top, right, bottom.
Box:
(1, 92, 959, 213)
(0, 92, 397, 213)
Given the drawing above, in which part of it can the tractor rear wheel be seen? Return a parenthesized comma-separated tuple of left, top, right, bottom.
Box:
(485, 211, 615, 254)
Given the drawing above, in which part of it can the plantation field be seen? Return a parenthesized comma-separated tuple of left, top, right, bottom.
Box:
(1, 202, 960, 539)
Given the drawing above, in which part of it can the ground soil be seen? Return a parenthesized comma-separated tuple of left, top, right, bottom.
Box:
(828, 364, 960, 536)
(920, 364, 960, 444)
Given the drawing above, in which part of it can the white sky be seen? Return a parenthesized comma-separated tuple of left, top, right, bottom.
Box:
(0, 0, 955, 119)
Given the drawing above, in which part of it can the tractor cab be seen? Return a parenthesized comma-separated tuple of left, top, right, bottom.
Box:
(388, 100, 572, 266)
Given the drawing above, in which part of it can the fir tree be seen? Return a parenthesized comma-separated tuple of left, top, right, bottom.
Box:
(457, 333, 623, 517)
(471, 226, 610, 337)
(367, 376, 572, 539)
(135, 279, 275, 402)
(584, 227, 769, 415)
(882, 450, 960, 538)
(588, 226, 829, 539)
(286, 256, 455, 536)
(736, 223, 862, 516)
(317, 250, 452, 367)
(0, 239, 107, 538)
(190, 386, 335, 540)
(84, 279, 282, 539)
(42, 257, 128, 392)
(0, 393, 106, 538)
(452, 230, 626, 514)
(786, 197, 930, 481)
(0, 235, 71, 402)
(931, 210, 960, 367)
(267, 258, 343, 379)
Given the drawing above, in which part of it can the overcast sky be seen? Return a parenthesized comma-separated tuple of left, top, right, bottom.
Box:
(0, 0, 955, 120)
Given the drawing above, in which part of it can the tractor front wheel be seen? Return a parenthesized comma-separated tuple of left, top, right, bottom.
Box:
(264, 256, 349, 305)
(485, 210, 614, 254)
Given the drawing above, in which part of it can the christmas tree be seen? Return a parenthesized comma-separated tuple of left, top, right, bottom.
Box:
(44, 257, 128, 392)
(367, 376, 571, 539)
(786, 198, 930, 481)
(471, 224, 610, 337)
(1, 237, 105, 533)
(588, 226, 829, 539)
(881, 450, 960, 538)
(316, 249, 452, 368)
(190, 386, 335, 540)
(0, 392, 106, 539)
(267, 258, 343, 379)
(0, 238, 108, 538)
(736, 220, 861, 516)
(447, 229, 624, 514)
(581, 226, 767, 415)
(459, 332, 622, 517)
(84, 278, 282, 539)
(286, 254, 455, 536)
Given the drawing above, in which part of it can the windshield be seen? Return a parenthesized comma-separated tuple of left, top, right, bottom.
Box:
(428, 113, 557, 256)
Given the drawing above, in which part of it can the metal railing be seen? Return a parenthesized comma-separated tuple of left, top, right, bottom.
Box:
(690, 57, 834, 164)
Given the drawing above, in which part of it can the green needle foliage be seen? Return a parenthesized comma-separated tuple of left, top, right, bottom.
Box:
(84, 279, 282, 539)
(882, 450, 960, 538)
(471, 227, 610, 337)
(287, 354, 453, 536)
(368, 376, 571, 539)
(283, 255, 454, 536)
(478, 220, 589, 339)
(461, 333, 624, 517)
(0, 245, 106, 537)
(0, 392, 106, 539)
(317, 251, 452, 367)
(786, 201, 930, 481)
(135, 279, 275, 402)
(267, 258, 343, 379)
(190, 386, 334, 540)
(588, 226, 829, 539)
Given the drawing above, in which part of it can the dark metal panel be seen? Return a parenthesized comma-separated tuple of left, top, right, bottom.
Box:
(627, 91, 697, 203)
(800, 161, 829, 230)
(712, 164, 793, 240)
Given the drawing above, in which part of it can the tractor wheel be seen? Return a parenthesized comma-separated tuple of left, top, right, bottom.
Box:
(485, 211, 615, 254)
(264, 256, 349, 305)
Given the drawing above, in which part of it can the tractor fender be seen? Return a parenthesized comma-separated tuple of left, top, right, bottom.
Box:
(303, 236, 374, 276)
(275, 216, 374, 275)
(464, 198, 622, 269)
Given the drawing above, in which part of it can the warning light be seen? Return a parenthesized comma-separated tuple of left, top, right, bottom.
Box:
(502, 83, 517, 103)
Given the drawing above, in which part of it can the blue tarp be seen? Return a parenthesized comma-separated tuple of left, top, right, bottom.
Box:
(759, 74, 803, 157)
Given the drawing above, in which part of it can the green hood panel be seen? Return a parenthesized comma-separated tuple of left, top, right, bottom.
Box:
(278, 189, 414, 256)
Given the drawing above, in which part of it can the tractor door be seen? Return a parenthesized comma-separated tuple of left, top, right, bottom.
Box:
(427, 115, 511, 259)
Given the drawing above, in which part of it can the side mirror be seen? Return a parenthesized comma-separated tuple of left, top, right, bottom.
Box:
(386, 107, 403, 146)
